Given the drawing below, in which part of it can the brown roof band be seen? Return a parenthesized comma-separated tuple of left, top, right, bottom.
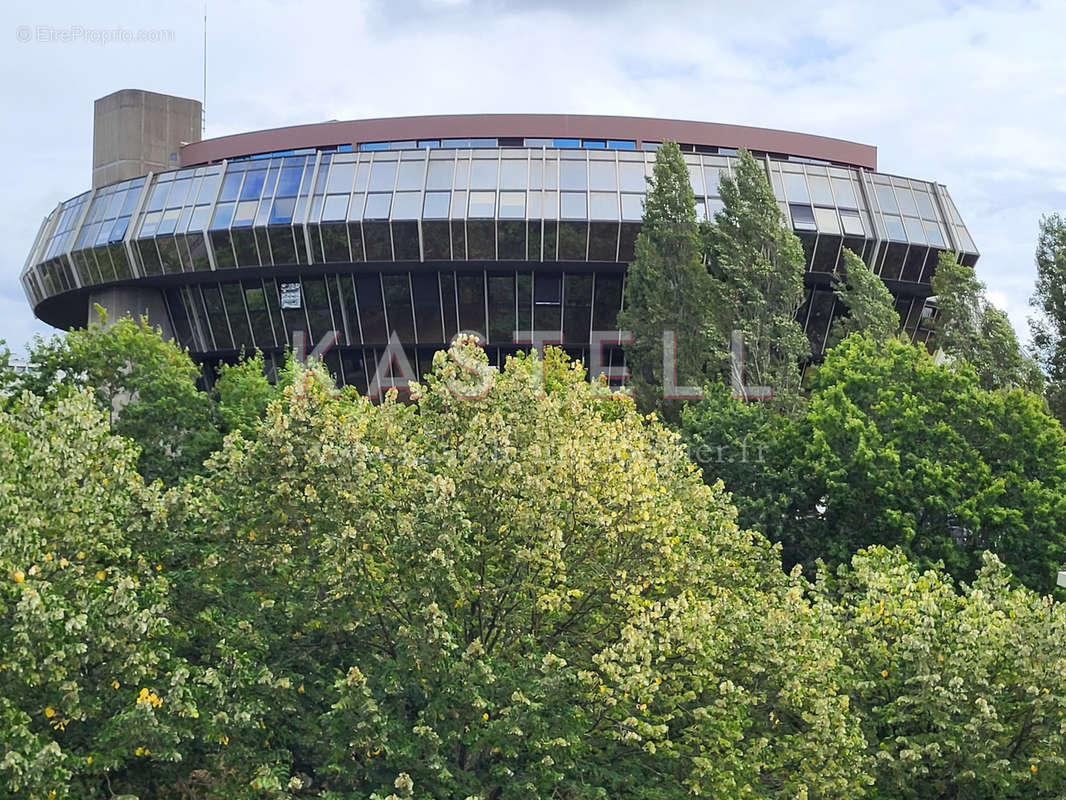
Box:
(180, 113, 876, 170)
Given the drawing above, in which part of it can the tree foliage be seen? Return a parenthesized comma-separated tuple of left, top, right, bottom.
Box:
(619, 141, 715, 416)
(1030, 213, 1066, 420)
(7, 318, 1066, 797)
(932, 252, 1041, 392)
(0, 392, 196, 798)
(814, 547, 1066, 798)
(12, 311, 220, 483)
(176, 344, 866, 798)
(752, 334, 1066, 591)
(828, 248, 901, 347)
(704, 149, 808, 411)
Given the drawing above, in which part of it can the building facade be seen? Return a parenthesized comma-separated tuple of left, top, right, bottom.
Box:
(21, 94, 979, 394)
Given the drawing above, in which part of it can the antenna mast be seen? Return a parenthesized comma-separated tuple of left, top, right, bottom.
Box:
(202, 1, 207, 135)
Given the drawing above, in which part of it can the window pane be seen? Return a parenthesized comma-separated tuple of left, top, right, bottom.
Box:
(884, 214, 907, 241)
(831, 177, 858, 208)
(619, 163, 645, 192)
(488, 274, 516, 343)
(382, 274, 415, 342)
(814, 206, 840, 234)
(322, 194, 350, 221)
(426, 160, 454, 190)
(895, 185, 918, 216)
(789, 204, 816, 231)
(364, 193, 391, 219)
(915, 191, 937, 220)
(560, 161, 588, 191)
(500, 160, 527, 189)
(589, 162, 617, 191)
(470, 160, 499, 190)
(356, 274, 387, 342)
(561, 192, 587, 219)
(499, 191, 525, 219)
(621, 194, 644, 221)
(468, 191, 496, 218)
(411, 273, 444, 343)
(840, 209, 865, 236)
(326, 163, 355, 194)
(423, 191, 450, 218)
(924, 220, 946, 247)
(392, 192, 421, 219)
(396, 161, 425, 191)
(904, 216, 926, 244)
(875, 184, 899, 214)
(784, 173, 810, 203)
(688, 165, 704, 195)
(589, 193, 618, 220)
(808, 175, 834, 205)
(368, 161, 397, 192)
(457, 273, 486, 334)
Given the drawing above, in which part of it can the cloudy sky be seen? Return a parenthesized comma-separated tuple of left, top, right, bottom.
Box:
(2, 0, 1064, 356)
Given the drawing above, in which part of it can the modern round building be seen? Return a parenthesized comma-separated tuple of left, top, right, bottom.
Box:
(22, 90, 978, 394)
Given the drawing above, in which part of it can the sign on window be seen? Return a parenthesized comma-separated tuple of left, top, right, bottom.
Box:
(280, 282, 301, 309)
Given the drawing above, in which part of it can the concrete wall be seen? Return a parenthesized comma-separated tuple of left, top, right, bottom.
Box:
(93, 89, 201, 188)
(88, 286, 174, 340)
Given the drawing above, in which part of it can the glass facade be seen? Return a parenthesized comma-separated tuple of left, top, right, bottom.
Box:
(22, 138, 979, 385)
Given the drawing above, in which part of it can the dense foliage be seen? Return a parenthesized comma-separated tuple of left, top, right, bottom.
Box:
(5, 140, 1066, 797)
(687, 334, 1066, 593)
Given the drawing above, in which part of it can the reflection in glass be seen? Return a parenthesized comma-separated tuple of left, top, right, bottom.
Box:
(363, 222, 393, 261)
(382, 274, 416, 342)
(423, 220, 451, 260)
(357, 274, 388, 343)
(488, 274, 516, 343)
(558, 222, 588, 260)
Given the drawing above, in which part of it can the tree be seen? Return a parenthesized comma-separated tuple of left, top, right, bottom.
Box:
(812, 547, 1066, 798)
(178, 342, 867, 798)
(0, 392, 197, 799)
(703, 149, 808, 412)
(1030, 213, 1066, 420)
(619, 141, 715, 417)
(14, 310, 220, 483)
(933, 252, 1040, 392)
(215, 351, 283, 439)
(828, 248, 900, 347)
(758, 334, 1066, 592)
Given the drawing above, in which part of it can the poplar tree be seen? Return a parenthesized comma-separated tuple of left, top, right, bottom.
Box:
(619, 141, 715, 416)
(1029, 213, 1066, 418)
(828, 248, 900, 347)
(703, 149, 808, 412)
(933, 252, 1040, 392)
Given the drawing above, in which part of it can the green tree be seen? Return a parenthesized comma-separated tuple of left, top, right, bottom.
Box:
(179, 343, 867, 798)
(618, 141, 715, 417)
(703, 149, 808, 411)
(828, 248, 901, 347)
(1030, 213, 1066, 420)
(760, 334, 1066, 591)
(215, 351, 283, 439)
(0, 392, 198, 799)
(679, 380, 782, 533)
(812, 546, 1066, 798)
(933, 252, 1040, 392)
(16, 310, 220, 483)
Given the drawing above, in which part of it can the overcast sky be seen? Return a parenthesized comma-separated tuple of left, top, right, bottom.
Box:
(2, 0, 1065, 357)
